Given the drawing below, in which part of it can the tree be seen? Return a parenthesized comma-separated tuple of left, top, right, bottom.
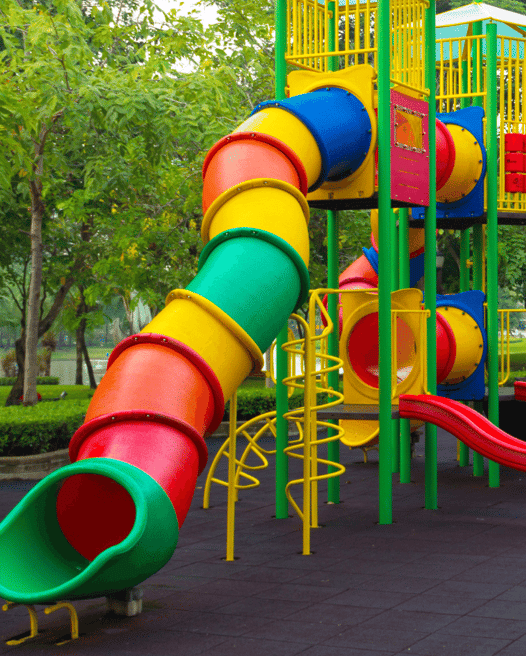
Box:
(0, 0, 229, 405)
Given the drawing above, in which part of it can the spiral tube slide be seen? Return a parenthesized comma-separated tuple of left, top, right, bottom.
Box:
(400, 394, 526, 471)
(0, 85, 373, 604)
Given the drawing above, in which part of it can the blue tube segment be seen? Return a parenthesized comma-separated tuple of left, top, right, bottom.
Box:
(253, 88, 372, 192)
(362, 245, 378, 274)
(364, 245, 424, 287)
(409, 251, 425, 287)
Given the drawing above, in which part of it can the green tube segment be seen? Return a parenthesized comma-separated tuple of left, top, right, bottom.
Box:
(188, 227, 310, 353)
(0, 458, 179, 604)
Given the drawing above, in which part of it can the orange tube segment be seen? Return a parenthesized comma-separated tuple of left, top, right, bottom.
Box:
(202, 132, 308, 214)
(234, 107, 322, 190)
(84, 337, 220, 436)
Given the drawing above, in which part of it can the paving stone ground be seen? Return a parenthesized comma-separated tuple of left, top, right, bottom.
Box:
(3, 427, 526, 655)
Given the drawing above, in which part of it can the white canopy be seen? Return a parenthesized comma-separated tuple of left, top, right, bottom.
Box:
(436, 2, 526, 33)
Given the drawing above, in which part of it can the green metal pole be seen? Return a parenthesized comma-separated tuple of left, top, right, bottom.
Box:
(391, 210, 400, 474)
(471, 16, 485, 479)
(398, 207, 412, 483)
(327, 210, 341, 504)
(472, 224, 485, 477)
(458, 56, 471, 469)
(458, 229, 471, 467)
(326, 1, 340, 505)
(377, 0, 393, 525)
(424, 0, 438, 510)
(274, 0, 289, 518)
(485, 23, 500, 488)
(472, 21, 483, 110)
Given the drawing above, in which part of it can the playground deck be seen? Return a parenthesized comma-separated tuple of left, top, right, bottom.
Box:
(3, 429, 526, 655)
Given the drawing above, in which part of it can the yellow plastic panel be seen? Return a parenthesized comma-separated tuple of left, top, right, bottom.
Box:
(287, 66, 377, 203)
(340, 419, 379, 448)
(340, 288, 425, 405)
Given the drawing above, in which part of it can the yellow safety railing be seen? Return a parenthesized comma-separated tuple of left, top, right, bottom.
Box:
(286, 0, 429, 96)
(435, 35, 486, 113)
(436, 33, 526, 213)
(496, 308, 526, 386)
(267, 328, 304, 397)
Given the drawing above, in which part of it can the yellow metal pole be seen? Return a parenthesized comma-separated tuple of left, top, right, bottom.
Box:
(302, 319, 312, 555)
(225, 393, 237, 561)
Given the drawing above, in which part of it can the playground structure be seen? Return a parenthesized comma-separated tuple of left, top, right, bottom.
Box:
(2, 0, 526, 618)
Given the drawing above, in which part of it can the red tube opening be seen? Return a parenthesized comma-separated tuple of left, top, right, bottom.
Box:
(347, 314, 416, 388)
(57, 474, 136, 561)
(436, 119, 456, 191)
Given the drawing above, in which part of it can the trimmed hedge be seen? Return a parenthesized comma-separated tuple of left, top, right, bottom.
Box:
(224, 388, 304, 421)
(223, 385, 343, 421)
(0, 376, 59, 386)
(0, 400, 89, 456)
(0, 385, 339, 456)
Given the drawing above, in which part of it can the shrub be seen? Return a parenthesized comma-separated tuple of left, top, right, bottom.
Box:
(37, 349, 51, 376)
(0, 400, 89, 456)
(1, 351, 17, 377)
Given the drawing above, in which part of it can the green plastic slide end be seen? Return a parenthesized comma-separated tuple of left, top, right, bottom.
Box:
(0, 458, 179, 605)
(187, 227, 310, 352)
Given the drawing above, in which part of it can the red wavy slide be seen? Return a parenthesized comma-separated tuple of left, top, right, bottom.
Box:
(399, 394, 526, 471)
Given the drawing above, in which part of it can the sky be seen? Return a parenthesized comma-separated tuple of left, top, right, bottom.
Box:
(155, 0, 218, 26)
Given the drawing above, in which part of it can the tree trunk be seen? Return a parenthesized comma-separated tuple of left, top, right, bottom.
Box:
(75, 323, 84, 385)
(5, 335, 25, 406)
(23, 187, 44, 406)
(81, 328, 97, 389)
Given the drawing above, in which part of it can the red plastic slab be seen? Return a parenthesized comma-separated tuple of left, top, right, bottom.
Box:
(400, 394, 526, 471)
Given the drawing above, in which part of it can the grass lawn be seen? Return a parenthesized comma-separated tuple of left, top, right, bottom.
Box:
(0, 377, 266, 408)
(48, 347, 113, 361)
(0, 385, 94, 405)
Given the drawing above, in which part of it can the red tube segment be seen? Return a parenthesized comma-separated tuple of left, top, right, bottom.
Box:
(56, 472, 137, 561)
(436, 312, 457, 384)
(67, 411, 206, 531)
(515, 381, 526, 402)
(322, 253, 378, 332)
(436, 119, 456, 191)
(339, 253, 379, 291)
(60, 334, 224, 558)
(202, 132, 308, 214)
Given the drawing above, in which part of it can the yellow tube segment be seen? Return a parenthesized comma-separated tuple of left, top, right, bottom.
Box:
(202, 179, 310, 266)
(234, 108, 322, 191)
(437, 305, 484, 384)
(436, 124, 484, 204)
(143, 290, 264, 401)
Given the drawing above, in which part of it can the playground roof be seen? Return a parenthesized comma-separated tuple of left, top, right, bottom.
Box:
(436, 2, 526, 38)
(436, 3, 526, 59)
